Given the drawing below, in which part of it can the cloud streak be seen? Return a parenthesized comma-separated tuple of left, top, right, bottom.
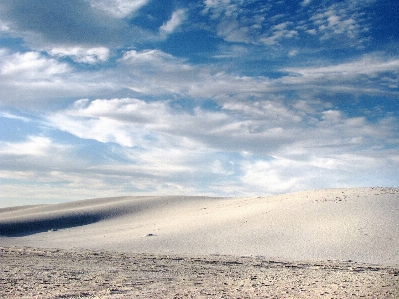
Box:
(89, 0, 149, 18)
(48, 47, 110, 64)
(160, 9, 186, 36)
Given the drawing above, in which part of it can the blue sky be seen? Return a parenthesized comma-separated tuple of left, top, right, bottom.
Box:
(0, 0, 398, 207)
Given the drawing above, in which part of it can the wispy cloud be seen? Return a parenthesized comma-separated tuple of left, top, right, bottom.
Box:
(285, 56, 399, 77)
(160, 9, 187, 36)
(0, 49, 116, 106)
(22, 94, 391, 198)
(281, 55, 399, 95)
(0, 111, 31, 122)
(88, 0, 150, 18)
(260, 21, 298, 45)
(308, 1, 371, 43)
(0, 0, 398, 205)
(48, 98, 172, 147)
(202, 0, 374, 47)
(47, 96, 399, 162)
(0, 136, 55, 156)
(1, 92, 398, 204)
(48, 47, 110, 64)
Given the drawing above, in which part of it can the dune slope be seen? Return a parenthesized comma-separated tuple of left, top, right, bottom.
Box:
(1, 187, 398, 265)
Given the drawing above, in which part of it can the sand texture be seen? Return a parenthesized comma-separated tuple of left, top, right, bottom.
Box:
(1, 246, 398, 299)
(1, 187, 399, 297)
(1, 187, 399, 265)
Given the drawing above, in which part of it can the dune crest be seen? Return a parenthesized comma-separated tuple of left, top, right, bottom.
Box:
(1, 187, 398, 265)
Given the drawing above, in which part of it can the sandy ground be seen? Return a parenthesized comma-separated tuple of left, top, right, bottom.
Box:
(1, 246, 398, 299)
(1, 187, 399, 265)
(1, 187, 399, 297)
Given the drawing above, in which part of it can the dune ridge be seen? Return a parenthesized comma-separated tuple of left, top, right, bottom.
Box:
(1, 187, 398, 266)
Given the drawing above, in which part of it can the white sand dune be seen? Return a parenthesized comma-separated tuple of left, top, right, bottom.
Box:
(1, 187, 398, 265)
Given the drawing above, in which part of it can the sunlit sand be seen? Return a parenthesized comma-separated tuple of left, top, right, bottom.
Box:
(1, 187, 398, 298)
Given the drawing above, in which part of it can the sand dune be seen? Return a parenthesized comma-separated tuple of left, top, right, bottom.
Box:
(1, 187, 399, 265)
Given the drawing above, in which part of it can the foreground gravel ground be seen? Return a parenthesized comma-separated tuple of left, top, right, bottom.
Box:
(1, 246, 398, 298)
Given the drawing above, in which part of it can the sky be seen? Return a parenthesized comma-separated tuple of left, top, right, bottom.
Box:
(0, 0, 398, 207)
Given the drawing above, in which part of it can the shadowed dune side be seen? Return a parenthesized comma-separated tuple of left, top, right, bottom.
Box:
(0, 213, 103, 237)
(0, 196, 223, 237)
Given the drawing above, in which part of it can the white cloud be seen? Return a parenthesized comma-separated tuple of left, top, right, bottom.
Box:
(0, 49, 116, 106)
(48, 113, 138, 148)
(116, 48, 383, 103)
(308, 1, 371, 43)
(0, 136, 54, 156)
(306, 29, 317, 35)
(213, 44, 248, 58)
(203, 0, 235, 18)
(260, 21, 298, 45)
(281, 55, 399, 95)
(48, 98, 176, 147)
(286, 57, 399, 77)
(0, 166, 139, 207)
(202, 0, 374, 47)
(0, 50, 70, 79)
(0, 47, 266, 106)
(1, 95, 398, 203)
(49, 47, 110, 64)
(0, 131, 212, 206)
(0, 19, 10, 31)
(241, 159, 300, 194)
(160, 9, 186, 36)
(0, 111, 31, 122)
(240, 150, 399, 195)
(89, 0, 149, 18)
(216, 20, 253, 43)
(70, 98, 170, 124)
(1, 47, 396, 112)
(202, 0, 267, 44)
(118, 49, 277, 97)
(47, 96, 399, 169)
(0, 0, 397, 205)
(221, 100, 302, 123)
(120, 49, 191, 72)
